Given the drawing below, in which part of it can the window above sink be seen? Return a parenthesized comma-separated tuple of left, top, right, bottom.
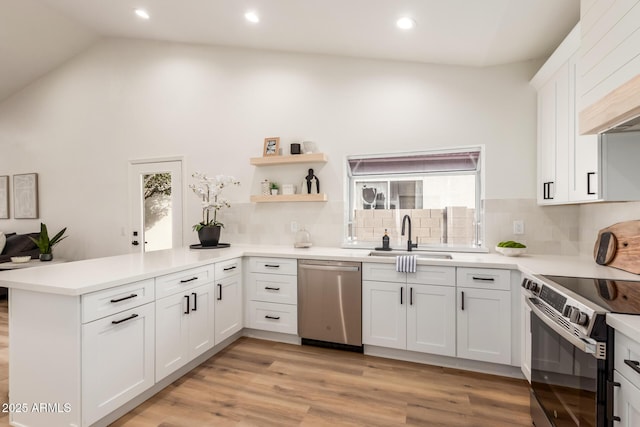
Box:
(344, 147, 484, 251)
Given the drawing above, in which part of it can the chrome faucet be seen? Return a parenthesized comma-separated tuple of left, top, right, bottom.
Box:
(401, 215, 418, 251)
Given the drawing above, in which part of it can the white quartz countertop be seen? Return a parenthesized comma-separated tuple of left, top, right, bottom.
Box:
(1, 244, 639, 296)
(607, 315, 640, 343)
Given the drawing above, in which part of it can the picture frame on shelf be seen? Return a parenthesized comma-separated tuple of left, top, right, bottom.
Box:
(0, 175, 8, 219)
(263, 137, 280, 156)
(13, 173, 39, 219)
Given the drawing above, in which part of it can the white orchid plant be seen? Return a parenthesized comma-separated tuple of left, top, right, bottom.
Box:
(189, 173, 240, 231)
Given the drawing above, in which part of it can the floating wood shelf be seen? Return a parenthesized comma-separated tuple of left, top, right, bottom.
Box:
(249, 153, 328, 166)
(250, 194, 328, 203)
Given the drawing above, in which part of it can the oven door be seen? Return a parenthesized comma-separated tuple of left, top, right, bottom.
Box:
(529, 302, 607, 427)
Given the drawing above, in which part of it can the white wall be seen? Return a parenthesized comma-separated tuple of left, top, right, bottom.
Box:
(0, 38, 540, 259)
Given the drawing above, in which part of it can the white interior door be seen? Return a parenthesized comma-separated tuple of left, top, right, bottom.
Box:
(129, 160, 183, 252)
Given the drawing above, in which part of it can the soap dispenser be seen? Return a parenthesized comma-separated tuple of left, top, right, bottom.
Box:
(382, 229, 390, 250)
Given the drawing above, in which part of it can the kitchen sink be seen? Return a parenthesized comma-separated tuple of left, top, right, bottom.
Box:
(368, 250, 453, 260)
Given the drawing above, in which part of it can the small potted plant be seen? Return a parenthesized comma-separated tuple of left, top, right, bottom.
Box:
(189, 173, 240, 247)
(29, 223, 67, 261)
(270, 182, 279, 195)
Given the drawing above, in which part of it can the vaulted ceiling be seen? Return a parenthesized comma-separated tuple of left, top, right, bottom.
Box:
(0, 0, 580, 102)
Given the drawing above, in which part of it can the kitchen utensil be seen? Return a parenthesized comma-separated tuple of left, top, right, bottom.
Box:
(594, 220, 640, 274)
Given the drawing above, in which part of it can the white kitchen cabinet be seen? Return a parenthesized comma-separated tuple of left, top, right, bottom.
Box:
(520, 288, 532, 382)
(406, 283, 456, 356)
(362, 280, 407, 349)
(456, 267, 511, 365)
(155, 282, 215, 381)
(215, 274, 243, 344)
(613, 332, 640, 427)
(362, 263, 456, 357)
(82, 303, 155, 426)
(246, 256, 298, 334)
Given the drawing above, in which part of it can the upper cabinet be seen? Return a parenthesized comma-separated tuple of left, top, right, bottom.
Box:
(532, 22, 640, 205)
(579, 0, 640, 134)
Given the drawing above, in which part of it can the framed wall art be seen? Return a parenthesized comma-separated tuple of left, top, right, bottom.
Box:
(0, 176, 8, 219)
(263, 137, 280, 156)
(13, 173, 39, 219)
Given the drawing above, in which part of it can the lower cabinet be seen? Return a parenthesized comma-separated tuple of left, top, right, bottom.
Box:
(215, 274, 243, 344)
(155, 283, 215, 381)
(456, 287, 511, 364)
(82, 303, 155, 426)
(613, 371, 640, 427)
(362, 277, 456, 357)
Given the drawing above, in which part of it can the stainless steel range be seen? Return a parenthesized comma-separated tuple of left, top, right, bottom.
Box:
(521, 274, 640, 427)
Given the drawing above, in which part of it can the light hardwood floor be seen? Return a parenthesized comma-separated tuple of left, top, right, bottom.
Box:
(0, 300, 532, 426)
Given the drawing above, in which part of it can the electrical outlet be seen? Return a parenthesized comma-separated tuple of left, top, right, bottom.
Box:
(513, 220, 525, 235)
(291, 221, 298, 232)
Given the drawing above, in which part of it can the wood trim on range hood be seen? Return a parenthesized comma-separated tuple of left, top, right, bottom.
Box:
(580, 74, 640, 135)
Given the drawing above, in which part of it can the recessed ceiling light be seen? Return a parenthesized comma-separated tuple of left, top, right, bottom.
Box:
(244, 11, 260, 23)
(134, 9, 150, 20)
(396, 17, 415, 30)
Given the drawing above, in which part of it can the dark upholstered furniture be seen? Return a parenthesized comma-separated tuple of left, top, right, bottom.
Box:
(0, 232, 40, 264)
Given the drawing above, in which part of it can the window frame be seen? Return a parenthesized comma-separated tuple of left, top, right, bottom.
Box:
(343, 147, 485, 251)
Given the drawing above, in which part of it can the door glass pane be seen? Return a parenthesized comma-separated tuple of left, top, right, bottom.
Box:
(143, 172, 172, 252)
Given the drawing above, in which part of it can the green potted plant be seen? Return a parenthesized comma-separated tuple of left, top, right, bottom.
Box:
(189, 172, 240, 247)
(270, 182, 279, 195)
(29, 223, 68, 261)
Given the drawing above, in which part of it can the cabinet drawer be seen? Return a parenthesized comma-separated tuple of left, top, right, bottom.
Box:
(248, 273, 297, 305)
(363, 262, 405, 283)
(408, 265, 455, 286)
(249, 257, 297, 275)
(156, 265, 213, 299)
(615, 332, 640, 384)
(82, 279, 155, 323)
(456, 268, 511, 291)
(215, 258, 242, 279)
(247, 301, 297, 334)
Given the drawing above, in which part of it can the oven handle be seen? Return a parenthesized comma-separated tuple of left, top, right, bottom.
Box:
(526, 297, 604, 359)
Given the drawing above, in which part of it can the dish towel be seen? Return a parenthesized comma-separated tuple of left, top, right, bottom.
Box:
(396, 255, 417, 273)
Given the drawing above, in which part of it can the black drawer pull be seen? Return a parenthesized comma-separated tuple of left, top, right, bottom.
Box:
(265, 315, 280, 320)
(410, 287, 413, 305)
(461, 291, 465, 311)
(111, 313, 139, 325)
(110, 294, 137, 303)
(180, 277, 198, 283)
(624, 359, 640, 375)
(217, 283, 222, 301)
(184, 295, 190, 314)
(265, 287, 281, 291)
(265, 264, 280, 268)
(192, 292, 197, 311)
(223, 265, 237, 271)
(472, 276, 494, 281)
(400, 287, 404, 305)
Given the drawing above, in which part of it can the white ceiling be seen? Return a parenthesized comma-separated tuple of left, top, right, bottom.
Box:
(0, 0, 580, 102)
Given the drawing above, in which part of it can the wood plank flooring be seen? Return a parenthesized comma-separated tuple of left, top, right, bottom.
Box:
(0, 299, 532, 426)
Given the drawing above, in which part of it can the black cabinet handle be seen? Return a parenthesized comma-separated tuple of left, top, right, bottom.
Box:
(587, 172, 596, 195)
(111, 313, 139, 325)
(110, 294, 137, 303)
(472, 276, 494, 282)
(543, 182, 548, 200)
(180, 277, 198, 283)
(191, 292, 197, 311)
(265, 287, 280, 291)
(410, 287, 413, 305)
(184, 295, 190, 314)
(264, 264, 280, 268)
(217, 283, 222, 301)
(624, 359, 640, 375)
(400, 287, 404, 305)
(548, 181, 554, 199)
(461, 291, 465, 311)
(223, 265, 237, 271)
(265, 315, 280, 320)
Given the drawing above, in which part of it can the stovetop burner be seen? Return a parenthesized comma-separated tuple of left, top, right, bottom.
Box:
(541, 275, 640, 315)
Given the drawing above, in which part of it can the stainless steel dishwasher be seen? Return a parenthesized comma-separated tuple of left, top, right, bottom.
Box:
(297, 259, 362, 351)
